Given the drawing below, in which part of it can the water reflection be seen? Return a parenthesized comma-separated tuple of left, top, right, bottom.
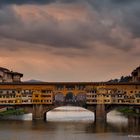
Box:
(47, 106, 94, 122)
(0, 120, 139, 140)
(0, 106, 130, 124)
(107, 110, 128, 126)
(0, 106, 139, 140)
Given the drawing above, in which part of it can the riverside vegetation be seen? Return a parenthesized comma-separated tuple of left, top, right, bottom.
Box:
(117, 107, 140, 117)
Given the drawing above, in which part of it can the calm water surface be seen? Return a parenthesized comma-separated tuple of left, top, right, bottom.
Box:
(0, 106, 139, 140)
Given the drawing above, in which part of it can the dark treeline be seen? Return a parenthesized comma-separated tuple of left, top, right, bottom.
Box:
(108, 76, 132, 83)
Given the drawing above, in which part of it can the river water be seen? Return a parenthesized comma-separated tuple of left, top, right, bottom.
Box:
(0, 106, 140, 140)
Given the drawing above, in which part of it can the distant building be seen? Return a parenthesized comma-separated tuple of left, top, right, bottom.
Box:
(0, 67, 23, 83)
(131, 66, 140, 82)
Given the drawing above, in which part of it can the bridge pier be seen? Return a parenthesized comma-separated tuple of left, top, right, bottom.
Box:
(95, 104, 107, 123)
(32, 104, 45, 121)
(32, 104, 55, 121)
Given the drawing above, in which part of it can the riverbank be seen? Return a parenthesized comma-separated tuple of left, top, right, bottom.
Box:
(0, 109, 25, 117)
(117, 107, 140, 117)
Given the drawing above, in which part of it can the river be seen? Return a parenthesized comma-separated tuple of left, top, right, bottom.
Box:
(0, 106, 140, 140)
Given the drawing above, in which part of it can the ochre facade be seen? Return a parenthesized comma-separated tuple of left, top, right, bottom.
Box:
(0, 82, 139, 105)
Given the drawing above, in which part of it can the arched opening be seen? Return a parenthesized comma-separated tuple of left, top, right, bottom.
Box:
(75, 93, 86, 106)
(105, 105, 130, 125)
(54, 93, 65, 105)
(65, 92, 75, 104)
(107, 110, 128, 125)
(46, 106, 94, 122)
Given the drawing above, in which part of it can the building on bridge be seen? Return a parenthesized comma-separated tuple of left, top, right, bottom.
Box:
(0, 67, 23, 83)
(131, 66, 140, 82)
(0, 66, 139, 121)
(0, 82, 139, 121)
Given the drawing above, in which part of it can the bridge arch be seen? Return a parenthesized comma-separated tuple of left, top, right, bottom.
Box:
(75, 92, 86, 106)
(45, 106, 95, 122)
(65, 92, 75, 103)
(54, 92, 65, 105)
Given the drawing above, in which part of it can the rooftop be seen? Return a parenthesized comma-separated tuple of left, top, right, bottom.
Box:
(0, 67, 9, 72)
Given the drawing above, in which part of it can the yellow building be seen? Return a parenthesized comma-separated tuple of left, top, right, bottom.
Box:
(0, 82, 139, 105)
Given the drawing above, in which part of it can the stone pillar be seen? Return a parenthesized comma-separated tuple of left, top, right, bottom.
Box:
(95, 104, 107, 123)
(32, 104, 45, 121)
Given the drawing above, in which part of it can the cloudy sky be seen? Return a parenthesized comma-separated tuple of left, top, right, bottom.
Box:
(0, 0, 140, 82)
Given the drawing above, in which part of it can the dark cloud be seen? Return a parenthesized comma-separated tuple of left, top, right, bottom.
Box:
(0, 0, 139, 6)
(0, 15, 90, 49)
(87, 0, 140, 40)
(121, 6, 140, 38)
(0, 6, 20, 25)
(0, 0, 140, 53)
(0, 0, 55, 5)
(0, 0, 139, 82)
(0, 0, 82, 6)
(110, 0, 139, 4)
(0, 9, 115, 50)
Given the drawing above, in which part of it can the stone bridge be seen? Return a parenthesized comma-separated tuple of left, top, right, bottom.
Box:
(0, 82, 139, 121)
(4, 103, 140, 122)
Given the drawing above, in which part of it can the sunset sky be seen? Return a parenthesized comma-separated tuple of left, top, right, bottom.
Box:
(0, 0, 140, 82)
